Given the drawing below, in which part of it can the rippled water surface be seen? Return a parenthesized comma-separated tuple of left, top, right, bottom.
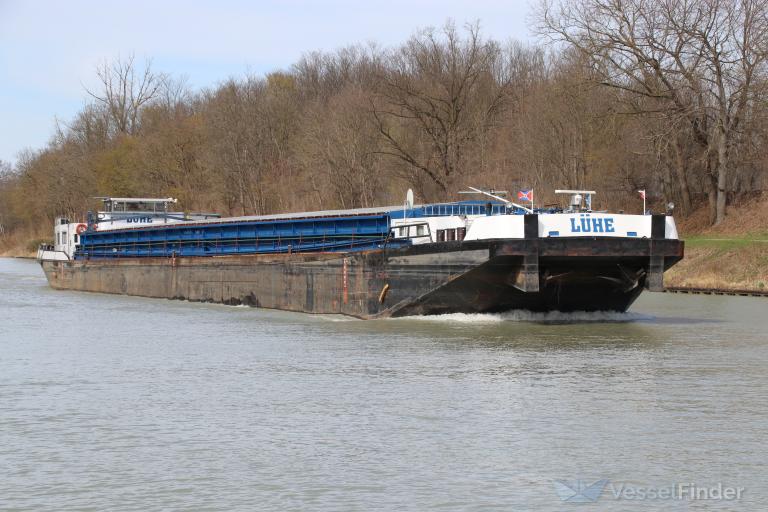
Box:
(1, 257, 767, 511)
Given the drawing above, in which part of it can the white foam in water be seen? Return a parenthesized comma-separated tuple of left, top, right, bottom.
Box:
(316, 315, 359, 322)
(399, 310, 652, 324)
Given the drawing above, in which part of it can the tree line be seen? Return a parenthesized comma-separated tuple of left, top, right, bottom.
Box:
(2, 2, 767, 243)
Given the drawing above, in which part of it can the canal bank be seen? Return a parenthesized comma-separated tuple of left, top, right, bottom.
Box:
(664, 237, 768, 292)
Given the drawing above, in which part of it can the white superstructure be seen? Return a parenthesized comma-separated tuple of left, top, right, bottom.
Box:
(389, 190, 678, 245)
(36, 217, 86, 261)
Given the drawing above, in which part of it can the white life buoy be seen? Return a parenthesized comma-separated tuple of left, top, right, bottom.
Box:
(76, 224, 87, 235)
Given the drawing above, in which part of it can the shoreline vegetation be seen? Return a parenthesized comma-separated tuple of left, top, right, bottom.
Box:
(2, 4, 767, 293)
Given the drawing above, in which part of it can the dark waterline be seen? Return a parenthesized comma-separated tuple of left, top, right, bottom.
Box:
(1, 258, 766, 511)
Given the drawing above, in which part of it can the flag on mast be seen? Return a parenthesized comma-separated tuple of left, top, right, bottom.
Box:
(518, 189, 533, 210)
(638, 189, 647, 214)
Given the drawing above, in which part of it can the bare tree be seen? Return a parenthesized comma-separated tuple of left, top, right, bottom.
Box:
(372, 22, 511, 197)
(202, 74, 300, 215)
(0, 159, 12, 176)
(299, 88, 386, 208)
(537, 0, 768, 224)
(56, 104, 112, 151)
(203, 79, 267, 215)
(85, 54, 166, 136)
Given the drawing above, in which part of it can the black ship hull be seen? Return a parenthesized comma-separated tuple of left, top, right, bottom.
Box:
(40, 237, 684, 319)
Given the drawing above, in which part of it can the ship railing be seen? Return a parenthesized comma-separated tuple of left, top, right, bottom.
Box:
(422, 203, 508, 216)
(81, 232, 390, 247)
(37, 243, 71, 262)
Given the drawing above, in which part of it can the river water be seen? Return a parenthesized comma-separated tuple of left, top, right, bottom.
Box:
(1, 257, 766, 511)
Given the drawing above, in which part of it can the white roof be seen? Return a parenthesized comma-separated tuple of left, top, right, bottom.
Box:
(176, 205, 406, 225)
(554, 190, 597, 195)
(97, 197, 178, 203)
(94, 204, 413, 231)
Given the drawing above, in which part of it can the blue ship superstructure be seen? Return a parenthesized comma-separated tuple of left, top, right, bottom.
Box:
(74, 200, 522, 260)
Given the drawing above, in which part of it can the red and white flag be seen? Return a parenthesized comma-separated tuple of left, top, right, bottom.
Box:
(638, 190, 646, 200)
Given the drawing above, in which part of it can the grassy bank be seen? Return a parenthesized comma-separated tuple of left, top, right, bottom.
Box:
(665, 236, 768, 291)
(669, 193, 768, 292)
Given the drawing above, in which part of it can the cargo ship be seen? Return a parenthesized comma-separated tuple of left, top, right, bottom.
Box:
(37, 188, 684, 319)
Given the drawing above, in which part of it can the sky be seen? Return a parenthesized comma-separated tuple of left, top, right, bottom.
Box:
(0, 0, 534, 165)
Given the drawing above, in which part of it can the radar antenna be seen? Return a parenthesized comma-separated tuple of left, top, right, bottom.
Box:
(555, 189, 596, 212)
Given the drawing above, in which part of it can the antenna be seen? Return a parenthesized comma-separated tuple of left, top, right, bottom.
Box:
(403, 188, 415, 220)
(459, 186, 533, 214)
